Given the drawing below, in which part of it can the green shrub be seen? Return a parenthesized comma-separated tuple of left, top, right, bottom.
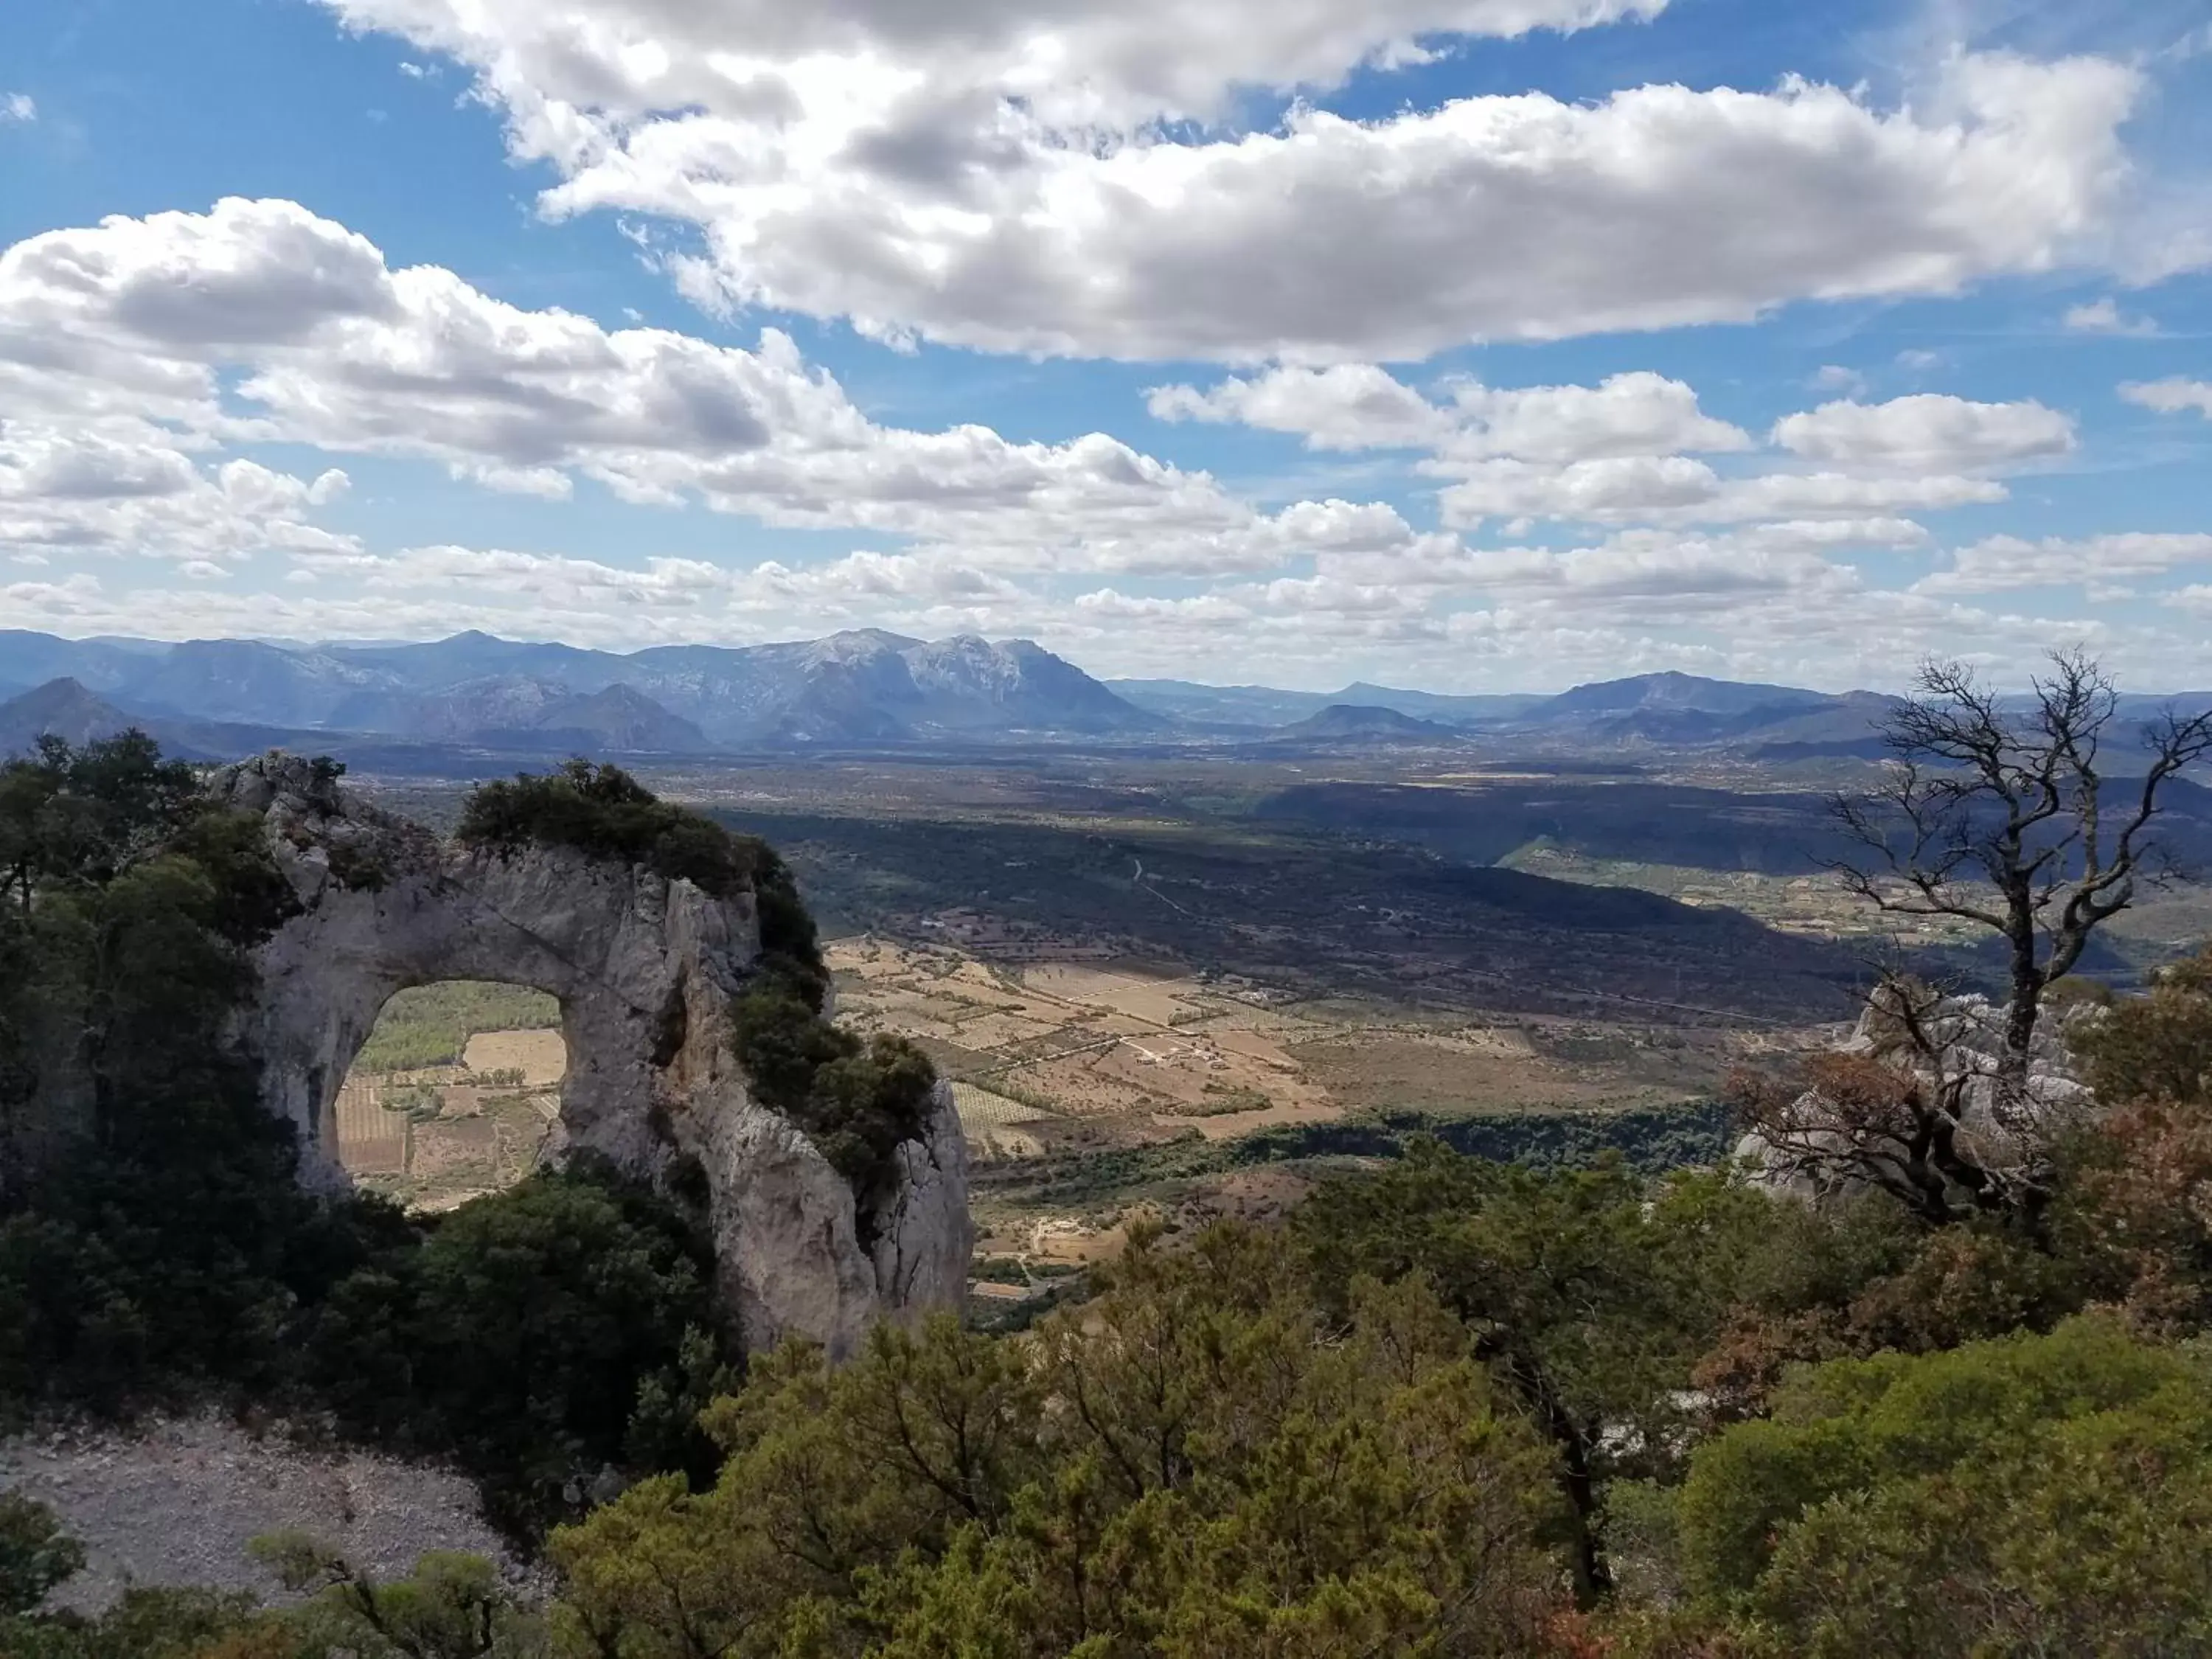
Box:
(0, 740, 741, 1540)
(457, 759, 760, 900)
(728, 976, 937, 1228)
(0, 1585, 265, 1659)
(552, 1229, 1568, 1658)
(0, 1495, 83, 1617)
(307, 1159, 726, 1534)
(456, 759, 827, 1006)
(2070, 943, 2212, 1107)
(1674, 1318, 2212, 1654)
(0, 748, 394, 1410)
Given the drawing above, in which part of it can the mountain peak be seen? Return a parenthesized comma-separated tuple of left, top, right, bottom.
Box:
(1540, 670, 1835, 720)
(1274, 703, 1458, 742)
(0, 677, 133, 754)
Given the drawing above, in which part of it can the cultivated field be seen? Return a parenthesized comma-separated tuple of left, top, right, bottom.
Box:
(831, 933, 1792, 1146)
(333, 981, 566, 1209)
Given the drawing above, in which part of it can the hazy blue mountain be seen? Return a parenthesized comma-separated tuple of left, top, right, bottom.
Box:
(0, 628, 1158, 747)
(0, 677, 325, 762)
(7, 630, 2197, 759)
(479, 684, 709, 752)
(0, 632, 167, 698)
(1109, 678, 1541, 728)
(324, 675, 566, 740)
(118, 639, 406, 726)
(327, 676, 702, 750)
(905, 636, 1161, 732)
(2112, 692, 2212, 722)
(323, 630, 624, 690)
(1573, 692, 1893, 747)
(1334, 683, 1547, 724)
(1270, 703, 1465, 743)
(1106, 680, 1338, 727)
(1523, 671, 1837, 724)
(0, 678, 136, 754)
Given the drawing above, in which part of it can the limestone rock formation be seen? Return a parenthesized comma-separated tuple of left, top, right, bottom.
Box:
(1736, 987, 2093, 1205)
(213, 753, 970, 1357)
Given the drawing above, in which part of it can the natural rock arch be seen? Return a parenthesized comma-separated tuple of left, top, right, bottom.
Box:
(213, 754, 970, 1357)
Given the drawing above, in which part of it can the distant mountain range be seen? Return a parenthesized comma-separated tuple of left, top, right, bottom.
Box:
(1123, 668, 1908, 754)
(0, 628, 1166, 752)
(1109, 678, 1545, 728)
(4, 630, 2208, 761)
(1270, 703, 1466, 744)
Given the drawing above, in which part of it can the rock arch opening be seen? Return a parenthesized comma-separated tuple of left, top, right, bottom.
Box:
(333, 981, 568, 1208)
(215, 752, 970, 1356)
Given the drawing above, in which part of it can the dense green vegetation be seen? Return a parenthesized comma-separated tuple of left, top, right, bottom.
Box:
(352, 981, 563, 1074)
(18, 1105, 2212, 1656)
(0, 735, 349, 1409)
(303, 1158, 728, 1531)
(1, 1526, 543, 1658)
(978, 1100, 1734, 1215)
(1667, 1318, 2212, 1655)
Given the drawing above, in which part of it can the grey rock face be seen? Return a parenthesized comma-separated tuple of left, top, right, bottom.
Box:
(213, 753, 970, 1356)
(1736, 990, 2093, 1204)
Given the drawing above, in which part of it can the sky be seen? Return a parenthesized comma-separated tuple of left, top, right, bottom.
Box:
(1, 0, 2210, 693)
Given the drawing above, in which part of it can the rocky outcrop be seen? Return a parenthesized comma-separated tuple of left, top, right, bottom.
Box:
(1736, 988, 2093, 1205)
(213, 753, 969, 1357)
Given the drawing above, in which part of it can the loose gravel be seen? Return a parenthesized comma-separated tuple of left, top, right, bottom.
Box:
(0, 1413, 539, 1613)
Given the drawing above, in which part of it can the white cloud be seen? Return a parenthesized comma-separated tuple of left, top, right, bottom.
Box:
(1147, 364, 1748, 462)
(1439, 455, 1726, 525)
(1147, 365, 1453, 451)
(6, 182, 2206, 690)
(1813, 365, 1868, 396)
(1154, 366, 2030, 535)
(1, 94, 33, 125)
(451, 462, 576, 499)
(2063, 296, 2159, 335)
(1436, 453, 2005, 529)
(0, 423, 355, 563)
(2122, 378, 2212, 418)
(7, 535, 2208, 695)
(0, 199, 1416, 580)
(309, 1, 2145, 361)
(1475, 539, 1863, 608)
(1770, 394, 2076, 472)
(1916, 532, 2212, 594)
(1152, 362, 2034, 540)
(1718, 470, 2006, 519)
(325, 0, 1665, 133)
(1436, 373, 1752, 463)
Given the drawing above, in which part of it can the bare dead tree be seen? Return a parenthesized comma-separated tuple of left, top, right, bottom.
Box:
(1829, 652, 2212, 1097)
